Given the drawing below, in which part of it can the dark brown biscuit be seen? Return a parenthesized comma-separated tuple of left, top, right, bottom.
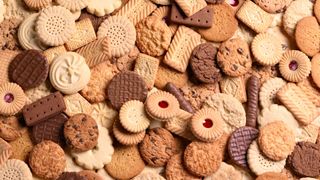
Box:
(139, 128, 176, 167)
(227, 126, 259, 169)
(78, 10, 109, 32)
(64, 113, 99, 152)
(170, 4, 213, 28)
(107, 71, 148, 110)
(288, 141, 320, 177)
(32, 113, 68, 146)
(57, 172, 86, 180)
(190, 43, 222, 84)
(9, 50, 49, 90)
(23, 92, 66, 126)
(246, 75, 260, 128)
(165, 82, 195, 114)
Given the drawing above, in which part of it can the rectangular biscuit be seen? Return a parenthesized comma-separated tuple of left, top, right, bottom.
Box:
(134, 53, 160, 89)
(23, 92, 66, 126)
(236, 0, 273, 33)
(277, 83, 317, 125)
(297, 77, 320, 107)
(116, 0, 157, 25)
(43, 46, 67, 64)
(65, 18, 97, 51)
(219, 76, 247, 103)
(163, 26, 201, 73)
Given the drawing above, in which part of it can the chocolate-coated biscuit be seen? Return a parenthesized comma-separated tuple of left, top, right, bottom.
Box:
(32, 113, 68, 146)
(9, 49, 49, 90)
(64, 113, 99, 152)
(246, 75, 260, 128)
(107, 71, 148, 110)
(165, 82, 195, 114)
(228, 126, 259, 169)
(57, 172, 86, 180)
(190, 43, 222, 84)
(23, 92, 66, 126)
(170, 4, 213, 28)
(288, 141, 320, 177)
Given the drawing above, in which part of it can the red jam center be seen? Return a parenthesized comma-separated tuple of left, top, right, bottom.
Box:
(158, 101, 169, 108)
(289, 60, 298, 71)
(202, 119, 213, 128)
(4, 93, 14, 103)
(229, 0, 239, 6)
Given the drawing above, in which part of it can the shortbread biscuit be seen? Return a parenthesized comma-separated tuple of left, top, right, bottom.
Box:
(87, 0, 122, 16)
(283, 0, 313, 36)
(113, 120, 146, 145)
(279, 50, 311, 82)
(219, 76, 247, 103)
(198, 3, 238, 42)
(56, 0, 89, 12)
(136, 16, 172, 56)
(251, 33, 283, 66)
(36, 6, 76, 46)
(65, 18, 96, 51)
(134, 53, 160, 89)
(81, 60, 119, 103)
(175, 0, 207, 17)
(116, 0, 157, 25)
(247, 141, 286, 175)
(277, 83, 317, 125)
(163, 26, 201, 72)
(97, 16, 136, 58)
(295, 16, 320, 57)
(236, 0, 273, 33)
(259, 77, 286, 109)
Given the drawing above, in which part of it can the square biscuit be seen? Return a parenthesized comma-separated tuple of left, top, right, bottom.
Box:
(134, 53, 160, 89)
(65, 18, 96, 51)
(163, 26, 201, 73)
(236, 0, 274, 33)
(43, 46, 67, 64)
(175, 0, 207, 17)
(64, 93, 94, 117)
(220, 76, 247, 103)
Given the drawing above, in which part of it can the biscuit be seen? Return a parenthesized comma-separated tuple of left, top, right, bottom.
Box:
(154, 64, 188, 89)
(50, 52, 91, 95)
(139, 128, 175, 167)
(0, 138, 12, 166)
(315, 0, 320, 23)
(119, 100, 151, 133)
(151, 6, 178, 34)
(145, 91, 180, 121)
(259, 77, 286, 109)
(134, 53, 160, 89)
(279, 50, 311, 82)
(71, 126, 114, 170)
(113, 120, 146, 145)
(163, 26, 201, 72)
(258, 121, 295, 161)
(251, 33, 283, 66)
(0, 83, 26, 116)
(56, 0, 89, 12)
(247, 141, 286, 175)
(198, 3, 238, 42)
(217, 38, 252, 77)
(106, 145, 145, 179)
(0, 159, 32, 180)
(254, 0, 291, 13)
(184, 141, 223, 177)
(136, 16, 172, 56)
(36, 6, 76, 46)
(64, 114, 99, 152)
(277, 83, 317, 125)
(87, 0, 122, 17)
(295, 16, 320, 57)
(91, 102, 117, 130)
(9, 129, 33, 162)
(203, 93, 246, 134)
(236, 0, 273, 33)
(297, 77, 320, 107)
(203, 162, 242, 180)
(78, 170, 103, 180)
(0, 50, 19, 85)
(97, 16, 136, 58)
(116, 0, 157, 25)
(23, 0, 51, 10)
(311, 53, 320, 89)
(246, 75, 260, 127)
(219, 76, 247, 103)
(190, 108, 224, 142)
(256, 172, 288, 180)
(283, 0, 313, 36)
(165, 83, 195, 114)
(57, 172, 86, 180)
(65, 18, 96, 51)
(114, 46, 140, 71)
(0, 18, 22, 51)
(43, 46, 67, 65)
(63, 93, 94, 117)
(175, 0, 207, 17)
(29, 141, 66, 179)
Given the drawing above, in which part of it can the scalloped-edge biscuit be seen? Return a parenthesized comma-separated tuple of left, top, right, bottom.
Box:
(87, 0, 122, 17)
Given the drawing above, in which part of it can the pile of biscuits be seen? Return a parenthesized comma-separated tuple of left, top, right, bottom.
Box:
(0, 0, 320, 179)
